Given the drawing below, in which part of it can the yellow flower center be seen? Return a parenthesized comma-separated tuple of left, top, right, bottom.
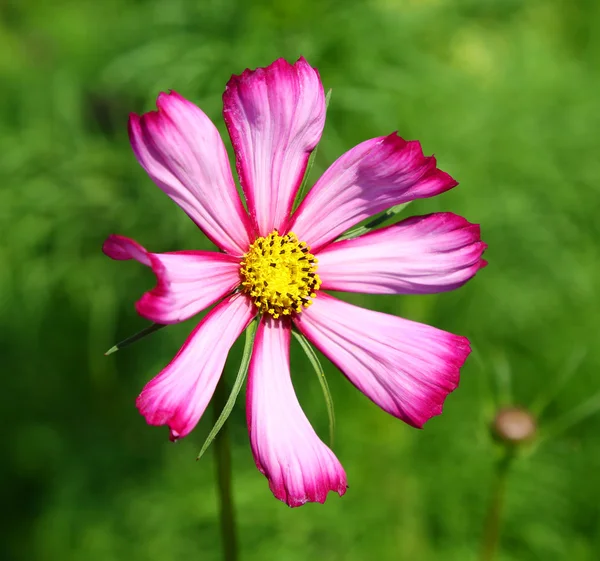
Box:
(240, 231, 321, 319)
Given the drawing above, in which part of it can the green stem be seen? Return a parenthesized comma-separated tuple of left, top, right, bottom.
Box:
(480, 449, 514, 561)
(213, 380, 238, 561)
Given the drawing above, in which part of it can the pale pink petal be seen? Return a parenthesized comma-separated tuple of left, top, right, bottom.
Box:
(294, 294, 470, 428)
(288, 133, 457, 252)
(223, 57, 326, 236)
(317, 213, 487, 295)
(129, 91, 253, 255)
(247, 317, 347, 507)
(103, 234, 241, 324)
(136, 294, 255, 441)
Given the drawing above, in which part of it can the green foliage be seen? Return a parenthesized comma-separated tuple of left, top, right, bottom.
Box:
(197, 319, 257, 461)
(2, 0, 600, 560)
(292, 329, 335, 448)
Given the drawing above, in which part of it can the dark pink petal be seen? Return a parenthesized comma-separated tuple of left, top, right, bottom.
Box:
(223, 57, 326, 236)
(129, 91, 253, 255)
(294, 294, 470, 428)
(103, 234, 151, 265)
(137, 294, 255, 441)
(103, 234, 241, 324)
(288, 133, 457, 252)
(247, 317, 347, 507)
(317, 213, 487, 295)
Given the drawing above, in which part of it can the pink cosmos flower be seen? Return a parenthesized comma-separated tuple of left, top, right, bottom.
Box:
(104, 57, 486, 507)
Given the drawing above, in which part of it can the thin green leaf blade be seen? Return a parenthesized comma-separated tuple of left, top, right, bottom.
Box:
(292, 330, 335, 447)
(336, 201, 412, 241)
(104, 322, 167, 355)
(531, 348, 587, 416)
(197, 318, 258, 460)
(292, 88, 332, 212)
(541, 390, 600, 444)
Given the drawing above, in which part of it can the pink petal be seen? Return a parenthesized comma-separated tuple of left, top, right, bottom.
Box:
(294, 294, 470, 428)
(247, 317, 347, 507)
(136, 294, 255, 441)
(223, 57, 326, 236)
(288, 133, 458, 252)
(317, 213, 487, 295)
(129, 91, 253, 255)
(103, 234, 241, 324)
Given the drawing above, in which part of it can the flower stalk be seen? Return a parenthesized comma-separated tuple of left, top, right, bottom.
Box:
(480, 406, 536, 561)
(479, 448, 514, 561)
(213, 378, 238, 561)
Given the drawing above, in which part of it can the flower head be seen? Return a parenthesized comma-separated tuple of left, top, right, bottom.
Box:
(240, 231, 321, 317)
(104, 57, 487, 506)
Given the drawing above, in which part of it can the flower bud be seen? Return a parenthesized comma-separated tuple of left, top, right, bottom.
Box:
(492, 407, 536, 444)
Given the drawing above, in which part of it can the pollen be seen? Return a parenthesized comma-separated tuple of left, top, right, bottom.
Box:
(240, 231, 321, 319)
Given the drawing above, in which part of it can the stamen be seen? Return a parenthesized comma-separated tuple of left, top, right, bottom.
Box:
(239, 230, 321, 318)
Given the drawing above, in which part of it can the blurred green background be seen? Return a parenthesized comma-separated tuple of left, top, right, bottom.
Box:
(2, 0, 600, 559)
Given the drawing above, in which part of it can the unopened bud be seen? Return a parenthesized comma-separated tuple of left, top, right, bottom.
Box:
(492, 407, 536, 444)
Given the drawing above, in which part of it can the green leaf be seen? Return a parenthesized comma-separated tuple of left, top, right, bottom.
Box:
(104, 322, 167, 355)
(336, 202, 412, 241)
(540, 390, 600, 444)
(531, 347, 587, 416)
(491, 353, 513, 407)
(292, 330, 335, 448)
(196, 317, 258, 461)
(292, 88, 332, 212)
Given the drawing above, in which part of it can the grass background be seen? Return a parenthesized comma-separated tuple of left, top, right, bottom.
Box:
(2, 0, 600, 559)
